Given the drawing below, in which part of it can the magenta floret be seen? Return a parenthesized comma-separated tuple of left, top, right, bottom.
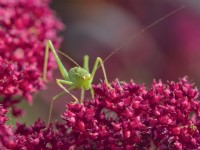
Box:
(13, 120, 70, 150)
(0, 78, 199, 149)
(148, 77, 200, 149)
(62, 77, 200, 149)
(0, 105, 17, 149)
(0, 0, 63, 111)
(62, 80, 151, 149)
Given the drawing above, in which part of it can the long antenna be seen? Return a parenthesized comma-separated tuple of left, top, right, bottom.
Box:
(57, 49, 81, 67)
(102, 4, 186, 64)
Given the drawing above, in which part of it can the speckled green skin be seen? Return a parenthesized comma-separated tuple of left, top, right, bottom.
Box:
(68, 67, 92, 90)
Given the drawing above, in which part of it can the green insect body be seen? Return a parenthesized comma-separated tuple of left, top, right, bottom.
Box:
(43, 40, 110, 124)
(68, 67, 92, 90)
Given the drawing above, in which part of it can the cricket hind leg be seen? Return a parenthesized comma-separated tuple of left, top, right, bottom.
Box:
(81, 55, 89, 101)
(91, 57, 112, 88)
(83, 55, 111, 99)
(43, 40, 69, 81)
(83, 55, 89, 72)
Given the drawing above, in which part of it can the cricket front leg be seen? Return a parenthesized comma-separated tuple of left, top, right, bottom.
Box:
(47, 79, 77, 125)
(56, 79, 78, 103)
(80, 88, 85, 104)
(90, 87, 94, 98)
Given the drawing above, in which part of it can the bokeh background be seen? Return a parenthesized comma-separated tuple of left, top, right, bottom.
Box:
(19, 0, 200, 124)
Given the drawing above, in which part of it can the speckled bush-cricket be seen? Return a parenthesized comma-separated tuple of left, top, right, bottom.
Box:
(43, 40, 111, 124)
(43, 5, 186, 124)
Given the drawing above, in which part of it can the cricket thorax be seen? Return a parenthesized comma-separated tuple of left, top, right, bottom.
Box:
(68, 67, 92, 90)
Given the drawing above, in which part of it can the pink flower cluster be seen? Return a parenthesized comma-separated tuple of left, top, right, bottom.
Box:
(148, 78, 200, 149)
(0, 112, 70, 149)
(0, 78, 200, 149)
(0, 0, 63, 108)
(10, 120, 69, 150)
(0, 105, 15, 149)
(62, 77, 200, 149)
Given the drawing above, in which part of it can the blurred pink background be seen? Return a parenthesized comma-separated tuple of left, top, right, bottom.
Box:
(20, 0, 200, 124)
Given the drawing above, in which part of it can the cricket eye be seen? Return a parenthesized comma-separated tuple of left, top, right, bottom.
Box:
(82, 76, 86, 80)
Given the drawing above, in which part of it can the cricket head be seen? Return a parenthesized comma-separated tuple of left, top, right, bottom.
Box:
(68, 67, 93, 90)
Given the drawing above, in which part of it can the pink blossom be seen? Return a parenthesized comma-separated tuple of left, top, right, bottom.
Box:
(0, 105, 16, 149)
(61, 77, 200, 149)
(0, 78, 200, 149)
(0, 0, 63, 110)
